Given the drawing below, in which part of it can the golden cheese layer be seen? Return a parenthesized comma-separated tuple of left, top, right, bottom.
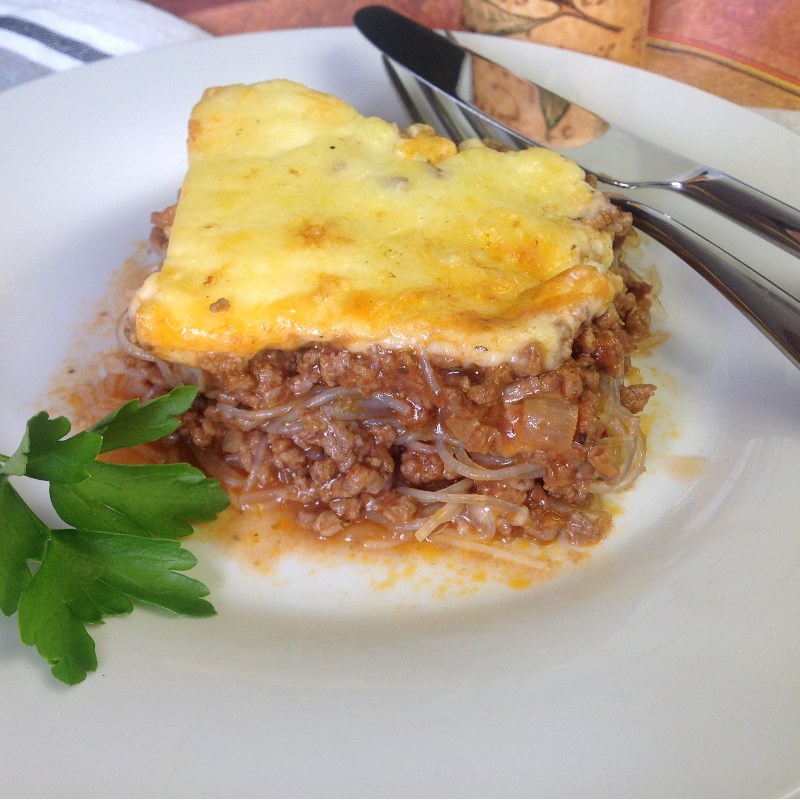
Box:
(132, 79, 619, 369)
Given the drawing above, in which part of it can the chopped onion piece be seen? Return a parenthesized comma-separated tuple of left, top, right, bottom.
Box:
(589, 420, 646, 493)
(412, 502, 464, 541)
(514, 396, 579, 453)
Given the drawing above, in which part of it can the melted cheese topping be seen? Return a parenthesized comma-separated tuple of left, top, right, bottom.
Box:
(132, 79, 618, 369)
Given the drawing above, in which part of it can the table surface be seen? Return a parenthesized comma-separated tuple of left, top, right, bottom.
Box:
(148, 0, 799, 111)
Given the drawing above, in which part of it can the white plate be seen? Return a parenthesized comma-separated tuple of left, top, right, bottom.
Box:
(1, 27, 799, 798)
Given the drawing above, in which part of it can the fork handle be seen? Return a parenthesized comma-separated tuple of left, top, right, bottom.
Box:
(669, 170, 800, 259)
(615, 196, 800, 369)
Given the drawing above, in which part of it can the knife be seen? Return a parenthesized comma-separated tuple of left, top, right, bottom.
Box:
(354, 4, 800, 259)
(355, 6, 800, 369)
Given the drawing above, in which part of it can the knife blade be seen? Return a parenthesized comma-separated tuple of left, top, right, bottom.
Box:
(354, 4, 800, 258)
(359, 18, 800, 370)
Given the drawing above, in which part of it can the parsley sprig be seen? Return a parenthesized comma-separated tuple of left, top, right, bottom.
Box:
(0, 386, 229, 686)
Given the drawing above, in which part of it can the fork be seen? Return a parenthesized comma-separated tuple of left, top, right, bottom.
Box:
(382, 56, 800, 370)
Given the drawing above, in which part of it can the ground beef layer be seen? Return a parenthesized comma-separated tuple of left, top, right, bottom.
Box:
(132, 261, 655, 550)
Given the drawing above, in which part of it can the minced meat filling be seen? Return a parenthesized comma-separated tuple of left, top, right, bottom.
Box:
(136, 261, 655, 549)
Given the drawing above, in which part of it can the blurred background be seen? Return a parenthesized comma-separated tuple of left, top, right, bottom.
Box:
(148, 0, 799, 111)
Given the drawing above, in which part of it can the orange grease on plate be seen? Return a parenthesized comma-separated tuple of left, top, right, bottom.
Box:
(662, 455, 709, 481)
(192, 503, 557, 595)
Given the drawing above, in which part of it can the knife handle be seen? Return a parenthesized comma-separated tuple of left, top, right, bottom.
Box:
(671, 170, 800, 259)
(615, 196, 800, 370)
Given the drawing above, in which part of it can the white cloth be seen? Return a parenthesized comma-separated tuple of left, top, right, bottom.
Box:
(0, 0, 207, 90)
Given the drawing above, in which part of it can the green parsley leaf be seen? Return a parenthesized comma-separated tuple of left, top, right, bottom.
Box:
(89, 385, 197, 453)
(1, 411, 101, 483)
(0, 477, 49, 616)
(1, 386, 230, 686)
(51, 461, 229, 539)
(18, 528, 214, 685)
